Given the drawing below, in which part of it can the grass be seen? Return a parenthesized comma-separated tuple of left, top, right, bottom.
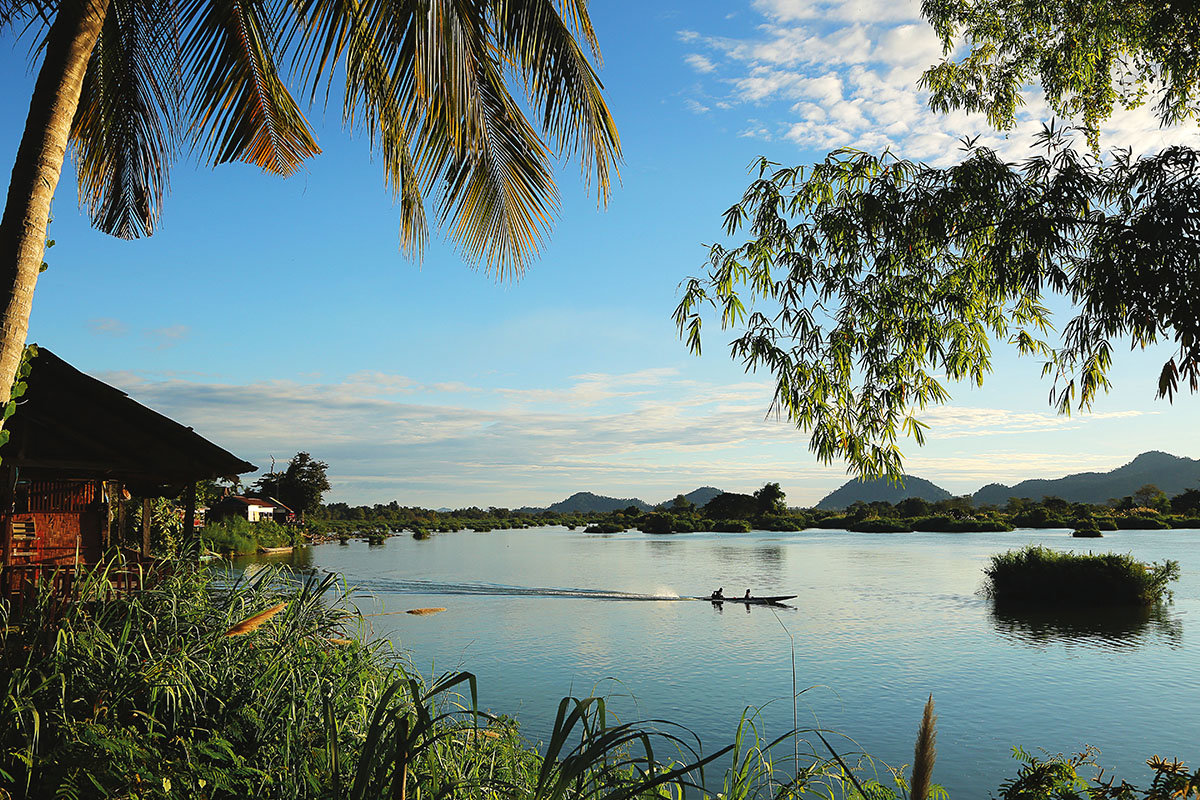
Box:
(984, 545, 1180, 607)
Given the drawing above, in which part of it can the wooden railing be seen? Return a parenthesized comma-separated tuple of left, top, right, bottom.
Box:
(1, 550, 155, 615)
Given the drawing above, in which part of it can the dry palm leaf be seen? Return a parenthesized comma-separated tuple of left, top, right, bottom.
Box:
(406, 607, 446, 616)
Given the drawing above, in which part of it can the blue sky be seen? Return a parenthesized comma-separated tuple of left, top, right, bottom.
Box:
(2, 0, 1198, 507)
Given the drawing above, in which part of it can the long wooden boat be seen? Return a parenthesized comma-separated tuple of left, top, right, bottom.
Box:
(698, 594, 797, 605)
(257, 545, 294, 554)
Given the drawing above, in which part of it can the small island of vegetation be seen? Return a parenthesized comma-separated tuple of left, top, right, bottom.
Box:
(985, 545, 1180, 607)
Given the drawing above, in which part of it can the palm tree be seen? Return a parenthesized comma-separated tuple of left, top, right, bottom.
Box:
(0, 0, 619, 408)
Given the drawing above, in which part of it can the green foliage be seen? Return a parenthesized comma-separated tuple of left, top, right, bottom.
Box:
(680, 127, 1200, 479)
(753, 482, 787, 516)
(201, 517, 293, 554)
(920, 0, 1200, 145)
(0, 344, 38, 462)
(984, 545, 1180, 607)
(849, 518, 912, 533)
(712, 519, 752, 533)
(252, 452, 331, 519)
(1115, 515, 1170, 530)
(703, 492, 758, 520)
(583, 523, 625, 534)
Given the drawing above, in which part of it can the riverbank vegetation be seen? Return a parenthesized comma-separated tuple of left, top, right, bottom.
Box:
(985, 546, 1180, 607)
(1, 560, 1194, 799)
(201, 517, 298, 554)
(307, 481, 1200, 539)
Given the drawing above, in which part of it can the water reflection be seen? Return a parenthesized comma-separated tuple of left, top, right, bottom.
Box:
(643, 539, 677, 558)
(990, 604, 1183, 648)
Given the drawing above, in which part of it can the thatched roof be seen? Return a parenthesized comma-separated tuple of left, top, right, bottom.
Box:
(2, 346, 255, 494)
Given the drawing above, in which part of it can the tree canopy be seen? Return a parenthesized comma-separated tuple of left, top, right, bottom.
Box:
(920, 0, 1200, 145)
(677, 1, 1200, 480)
(252, 452, 330, 519)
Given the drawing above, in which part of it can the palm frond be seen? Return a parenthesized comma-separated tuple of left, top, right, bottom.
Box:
(424, 55, 558, 277)
(489, 0, 620, 202)
(287, 0, 612, 275)
(182, 0, 320, 176)
(71, 0, 180, 238)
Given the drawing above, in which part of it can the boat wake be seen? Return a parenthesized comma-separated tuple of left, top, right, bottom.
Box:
(345, 576, 685, 602)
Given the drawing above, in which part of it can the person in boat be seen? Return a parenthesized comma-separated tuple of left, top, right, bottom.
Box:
(711, 587, 724, 600)
(744, 588, 751, 600)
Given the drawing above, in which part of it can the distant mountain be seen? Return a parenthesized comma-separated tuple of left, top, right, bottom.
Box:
(816, 475, 952, 510)
(972, 451, 1200, 506)
(545, 492, 653, 513)
(523, 487, 727, 514)
(657, 486, 724, 509)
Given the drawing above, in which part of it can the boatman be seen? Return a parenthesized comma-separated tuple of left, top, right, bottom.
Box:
(711, 587, 724, 600)
(744, 588, 751, 600)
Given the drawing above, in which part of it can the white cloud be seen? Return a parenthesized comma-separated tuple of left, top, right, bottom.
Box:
(685, 53, 717, 73)
(682, 0, 1200, 164)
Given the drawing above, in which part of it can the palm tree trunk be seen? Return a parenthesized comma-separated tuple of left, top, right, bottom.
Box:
(0, 0, 110, 410)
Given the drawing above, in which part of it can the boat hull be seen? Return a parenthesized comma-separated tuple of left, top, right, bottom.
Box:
(697, 595, 796, 605)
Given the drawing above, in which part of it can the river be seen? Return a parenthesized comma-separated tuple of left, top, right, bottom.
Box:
(245, 526, 1199, 796)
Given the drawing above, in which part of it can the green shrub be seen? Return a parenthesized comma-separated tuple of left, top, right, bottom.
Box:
(1071, 527, 1103, 538)
(1169, 516, 1200, 529)
(637, 513, 675, 534)
(1092, 518, 1119, 530)
(583, 522, 624, 533)
(849, 518, 912, 533)
(757, 515, 805, 531)
(985, 545, 1179, 607)
(712, 519, 752, 533)
(1116, 515, 1170, 530)
(812, 515, 850, 529)
(201, 518, 296, 554)
(912, 515, 1012, 532)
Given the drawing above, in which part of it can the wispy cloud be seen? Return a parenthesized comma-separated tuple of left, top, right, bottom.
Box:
(88, 318, 128, 337)
(88, 365, 1173, 508)
(680, 0, 1200, 164)
(145, 325, 189, 349)
(685, 53, 717, 73)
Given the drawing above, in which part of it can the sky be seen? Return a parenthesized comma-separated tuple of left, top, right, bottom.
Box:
(1, 0, 1198, 508)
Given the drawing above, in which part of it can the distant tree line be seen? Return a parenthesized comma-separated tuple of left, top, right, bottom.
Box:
(312, 481, 1200, 537)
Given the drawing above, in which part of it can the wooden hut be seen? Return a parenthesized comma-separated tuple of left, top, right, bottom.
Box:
(0, 346, 255, 600)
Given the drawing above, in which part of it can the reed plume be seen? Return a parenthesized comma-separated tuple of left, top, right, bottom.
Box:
(406, 608, 446, 616)
(224, 602, 288, 636)
(910, 694, 937, 800)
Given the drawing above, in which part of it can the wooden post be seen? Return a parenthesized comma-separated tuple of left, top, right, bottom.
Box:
(182, 483, 196, 558)
(99, 480, 110, 551)
(0, 466, 14, 596)
(141, 498, 151, 559)
(116, 487, 125, 553)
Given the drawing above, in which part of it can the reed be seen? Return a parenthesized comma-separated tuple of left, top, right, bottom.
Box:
(910, 696, 937, 800)
(224, 601, 289, 635)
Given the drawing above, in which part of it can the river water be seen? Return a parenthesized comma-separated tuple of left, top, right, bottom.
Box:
(248, 526, 1199, 796)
